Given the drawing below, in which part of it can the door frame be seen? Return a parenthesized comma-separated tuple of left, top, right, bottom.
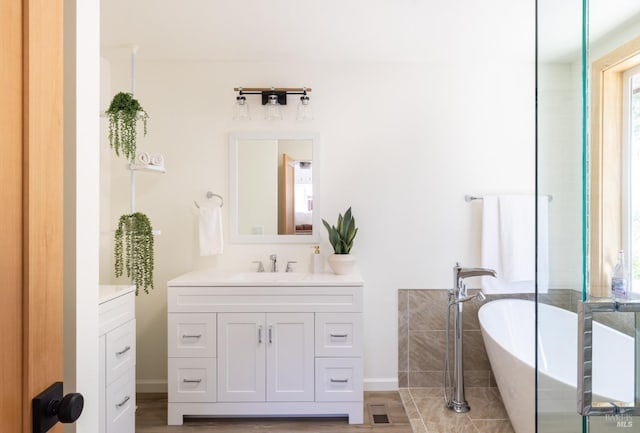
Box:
(63, 0, 101, 431)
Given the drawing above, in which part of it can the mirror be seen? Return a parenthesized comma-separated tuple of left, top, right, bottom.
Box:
(229, 132, 320, 243)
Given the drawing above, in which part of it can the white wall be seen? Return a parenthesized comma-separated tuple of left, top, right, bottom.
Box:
(100, 55, 536, 390)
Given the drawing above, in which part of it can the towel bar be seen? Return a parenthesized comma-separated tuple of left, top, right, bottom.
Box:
(465, 194, 552, 202)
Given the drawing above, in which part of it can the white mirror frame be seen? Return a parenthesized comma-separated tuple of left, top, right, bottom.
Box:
(229, 131, 320, 244)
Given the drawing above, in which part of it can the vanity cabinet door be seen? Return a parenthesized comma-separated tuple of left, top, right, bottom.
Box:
(266, 313, 314, 402)
(217, 313, 266, 402)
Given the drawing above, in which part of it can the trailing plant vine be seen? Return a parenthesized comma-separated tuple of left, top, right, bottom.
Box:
(114, 212, 154, 295)
(106, 92, 149, 160)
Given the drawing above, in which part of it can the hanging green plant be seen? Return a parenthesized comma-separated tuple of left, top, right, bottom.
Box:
(106, 92, 149, 160)
(114, 212, 154, 295)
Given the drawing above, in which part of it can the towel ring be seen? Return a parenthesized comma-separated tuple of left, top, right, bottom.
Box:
(206, 191, 224, 207)
(194, 192, 224, 209)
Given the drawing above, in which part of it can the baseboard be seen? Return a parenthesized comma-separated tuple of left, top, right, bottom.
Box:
(137, 378, 398, 393)
(364, 377, 398, 391)
(136, 379, 167, 393)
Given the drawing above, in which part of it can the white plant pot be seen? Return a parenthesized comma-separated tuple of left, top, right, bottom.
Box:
(327, 254, 356, 275)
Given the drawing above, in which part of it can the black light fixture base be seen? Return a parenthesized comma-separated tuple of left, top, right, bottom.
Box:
(261, 91, 287, 105)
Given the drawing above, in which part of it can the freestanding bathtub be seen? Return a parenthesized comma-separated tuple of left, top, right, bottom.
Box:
(478, 299, 634, 433)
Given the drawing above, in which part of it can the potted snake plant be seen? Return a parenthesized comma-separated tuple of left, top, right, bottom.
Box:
(322, 207, 358, 275)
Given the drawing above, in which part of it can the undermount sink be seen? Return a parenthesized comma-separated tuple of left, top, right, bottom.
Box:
(228, 272, 309, 283)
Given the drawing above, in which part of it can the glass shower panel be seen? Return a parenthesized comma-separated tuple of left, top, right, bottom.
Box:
(536, 0, 585, 431)
(584, 0, 640, 431)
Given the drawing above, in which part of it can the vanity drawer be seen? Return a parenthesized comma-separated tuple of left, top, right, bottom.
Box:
(168, 313, 216, 358)
(106, 319, 136, 385)
(168, 358, 217, 403)
(99, 291, 135, 336)
(106, 368, 135, 433)
(315, 357, 363, 402)
(315, 313, 362, 357)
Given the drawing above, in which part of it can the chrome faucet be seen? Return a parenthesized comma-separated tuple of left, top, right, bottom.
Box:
(445, 263, 496, 413)
(269, 254, 278, 272)
(455, 265, 497, 282)
(451, 265, 496, 304)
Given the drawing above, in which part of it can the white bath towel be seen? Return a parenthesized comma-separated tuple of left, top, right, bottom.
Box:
(199, 205, 223, 256)
(481, 195, 549, 294)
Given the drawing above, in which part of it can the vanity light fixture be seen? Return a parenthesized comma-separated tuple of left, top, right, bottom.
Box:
(296, 93, 313, 121)
(233, 93, 251, 120)
(265, 93, 283, 120)
(233, 86, 312, 121)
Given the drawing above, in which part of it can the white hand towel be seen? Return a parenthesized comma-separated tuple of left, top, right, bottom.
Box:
(199, 205, 223, 255)
(137, 151, 150, 165)
(481, 195, 549, 294)
(150, 153, 164, 167)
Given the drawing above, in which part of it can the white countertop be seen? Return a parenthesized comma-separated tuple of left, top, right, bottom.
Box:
(99, 284, 135, 304)
(167, 269, 364, 287)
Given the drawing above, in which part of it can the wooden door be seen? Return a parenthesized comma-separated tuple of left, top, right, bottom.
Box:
(280, 153, 296, 234)
(217, 313, 266, 402)
(266, 313, 315, 402)
(0, 0, 64, 432)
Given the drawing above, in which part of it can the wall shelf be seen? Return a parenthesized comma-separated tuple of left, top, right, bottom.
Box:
(128, 163, 166, 174)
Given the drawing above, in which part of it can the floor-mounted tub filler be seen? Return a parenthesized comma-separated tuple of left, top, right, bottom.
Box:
(443, 264, 496, 413)
(479, 299, 634, 433)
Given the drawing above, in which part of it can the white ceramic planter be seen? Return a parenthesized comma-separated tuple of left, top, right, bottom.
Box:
(327, 254, 356, 275)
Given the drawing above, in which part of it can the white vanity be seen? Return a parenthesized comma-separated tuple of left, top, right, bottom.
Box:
(166, 270, 364, 425)
(99, 285, 136, 433)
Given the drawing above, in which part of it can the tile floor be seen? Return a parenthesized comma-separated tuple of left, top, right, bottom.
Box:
(134, 388, 514, 432)
(136, 391, 413, 432)
(401, 387, 515, 433)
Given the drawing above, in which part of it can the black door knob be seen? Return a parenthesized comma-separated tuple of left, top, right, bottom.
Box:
(33, 382, 84, 433)
(49, 392, 84, 423)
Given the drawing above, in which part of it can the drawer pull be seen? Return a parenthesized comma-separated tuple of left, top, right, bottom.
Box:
(183, 378, 203, 384)
(115, 395, 130, 409)
(115, 346, 131, 356)
(258, 326, 263, 344)
(330, 333, 348, 338)
(181, 334, 203, 339)
(330, 378, 349, 383)
(268, 326, 273, 344)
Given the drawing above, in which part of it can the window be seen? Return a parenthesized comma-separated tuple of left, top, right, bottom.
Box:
(589, 36, 640, 296)
(622, 65, 640, 291)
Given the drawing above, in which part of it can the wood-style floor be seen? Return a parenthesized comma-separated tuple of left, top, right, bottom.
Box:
(136, 392, 412, 433)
